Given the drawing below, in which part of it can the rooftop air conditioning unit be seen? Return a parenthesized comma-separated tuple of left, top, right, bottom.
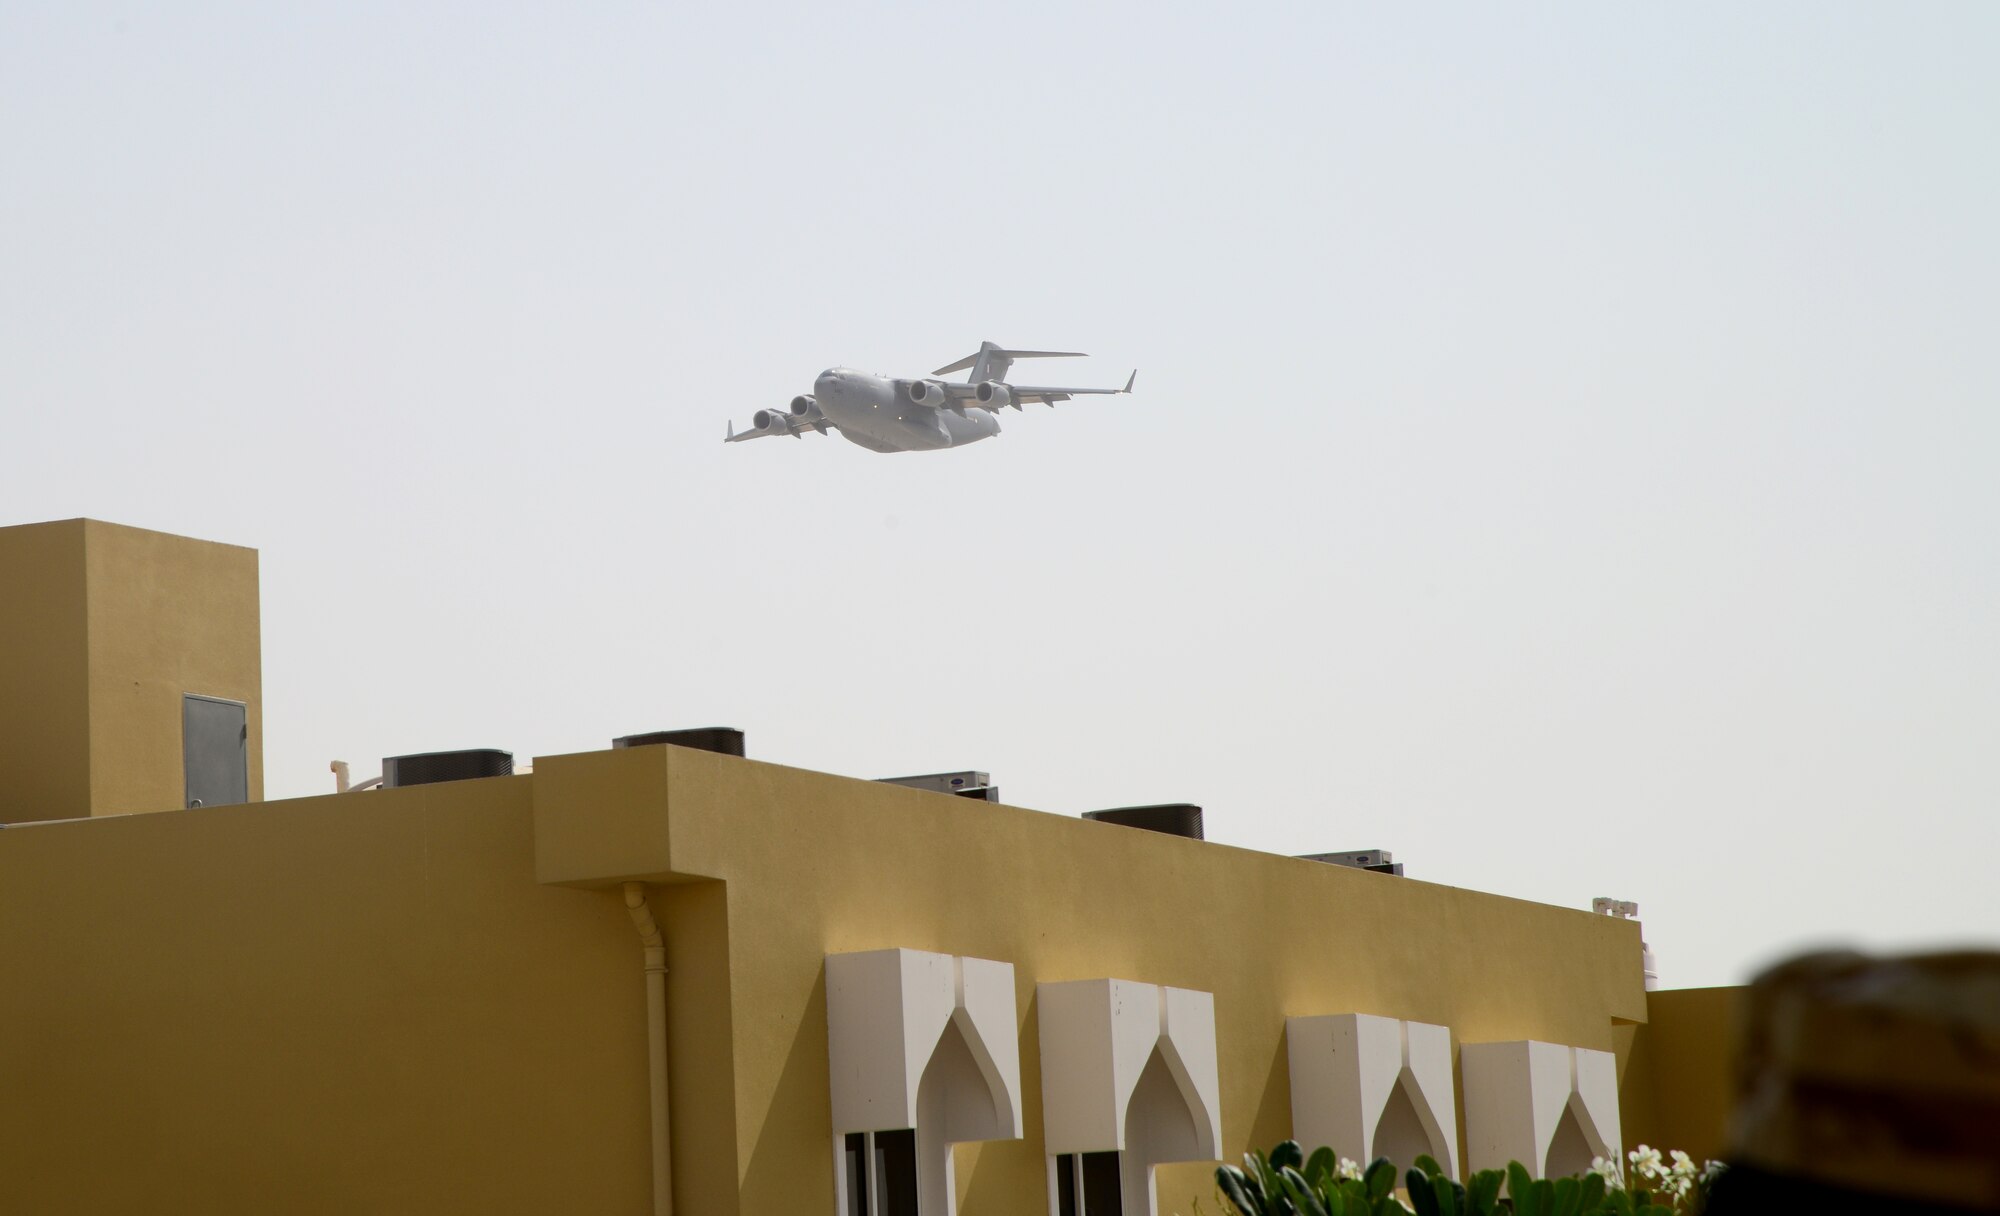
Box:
(1082, 804, 1204, 840)
(381, 749, 514, 789)
(612, 727, 745, 757)
(876, 771, 997, 802)
(1298, 849, 1404, 876)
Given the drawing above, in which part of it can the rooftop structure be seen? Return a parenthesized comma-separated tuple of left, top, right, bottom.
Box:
(0, 518, 1733, 1216)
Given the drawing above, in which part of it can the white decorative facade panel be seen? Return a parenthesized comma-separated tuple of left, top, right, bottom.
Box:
(1461, 1040, 1621, 1180)
(1287, 1013, 1458, 1178)
(826, 949, 1023, 1215)
(1038, 978, 1222, 1216)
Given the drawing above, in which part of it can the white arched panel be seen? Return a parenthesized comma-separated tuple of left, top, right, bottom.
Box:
(1461, 1040, 1621, 1180)
(1286, 1014, 1459, 1177)
(826, 949, 1024, 1216)
(1039, 978, 1222, 1216)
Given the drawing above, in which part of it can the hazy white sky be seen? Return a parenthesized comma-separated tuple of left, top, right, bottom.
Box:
(5, 2, 1995, 988)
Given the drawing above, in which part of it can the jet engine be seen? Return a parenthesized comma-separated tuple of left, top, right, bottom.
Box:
(973, 381, 1012, 410)
(906, 379, 950, 406)
(787, 395, 830, 433)
(751, 408, 787, 433)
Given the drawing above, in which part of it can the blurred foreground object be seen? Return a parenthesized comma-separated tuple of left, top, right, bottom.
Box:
(1711, 949, 2000, 1213)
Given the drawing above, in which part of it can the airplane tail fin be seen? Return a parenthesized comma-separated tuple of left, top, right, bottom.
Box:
(934, 341, 1086, 384)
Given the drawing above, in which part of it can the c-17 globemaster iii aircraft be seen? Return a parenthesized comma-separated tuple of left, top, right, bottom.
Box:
(725, 341, 1135, 453)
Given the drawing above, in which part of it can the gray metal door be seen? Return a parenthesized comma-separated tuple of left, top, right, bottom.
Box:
(183, 694, 248, 809)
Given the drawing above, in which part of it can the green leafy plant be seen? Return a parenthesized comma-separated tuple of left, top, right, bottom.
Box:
(1401, 1152, 1511, 1216)
(1494, 1159, 1613, 1216)
(1215, 1142, 1719, 1216)
(1214, 1141, 1409, 1216)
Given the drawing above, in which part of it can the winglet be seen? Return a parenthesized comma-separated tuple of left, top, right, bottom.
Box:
(726, 420, 734, 441)
(1123, 370, 1137, 393)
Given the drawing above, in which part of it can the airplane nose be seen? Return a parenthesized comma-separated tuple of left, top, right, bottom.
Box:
(815, 369, 841, 394)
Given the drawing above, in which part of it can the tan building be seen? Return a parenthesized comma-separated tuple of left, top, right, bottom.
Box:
(0, 518, 1732, 1215)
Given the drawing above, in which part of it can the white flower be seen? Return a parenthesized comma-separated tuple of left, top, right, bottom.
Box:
(1627, 1144, 1665, 1182)
(1337, 1157, 1364, 1182)
(1702, 1160, 1728, 1185)
(1588, 1156, 1623, 1185)
(1669, 1149, 1697, 1178)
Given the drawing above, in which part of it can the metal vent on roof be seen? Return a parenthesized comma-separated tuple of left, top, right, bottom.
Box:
(876, 771, 997, 801)
(382, 749, 514, 788)
(1082, 804, 1204, 840)
(613, 727, 745, 757)
(1298, 849, 1404, 876)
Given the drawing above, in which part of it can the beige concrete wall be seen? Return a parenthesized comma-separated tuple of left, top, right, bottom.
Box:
(83, 519, 263, 814)
(0, 518, 261, 821)
(0, 778, 655, 1214)
(0, 519, 92, 822)
(537, 744, 1651, 1215)
(0, 517, 1692, 1214)
(4, 739, 1658, 1215)
(1621, 986, 1739, 1164)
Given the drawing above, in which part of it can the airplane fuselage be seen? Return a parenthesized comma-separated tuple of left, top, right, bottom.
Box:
(814, 368, 1001, 453)
(725, 342, 1131, 452)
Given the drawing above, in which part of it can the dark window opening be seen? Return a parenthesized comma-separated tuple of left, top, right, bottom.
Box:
(844, 1128, 920, 1216)
(874, 1128, 919, 1216)
(1056, 1151, 1123, 1216)
(844, 1133, 868, 1216)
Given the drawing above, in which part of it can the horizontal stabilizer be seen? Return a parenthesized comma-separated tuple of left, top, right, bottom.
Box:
(934, 341, 1087, 379)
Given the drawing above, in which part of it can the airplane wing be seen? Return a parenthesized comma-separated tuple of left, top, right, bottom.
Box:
(725, 411, 823, 442)
(957, 370, 1136, 409)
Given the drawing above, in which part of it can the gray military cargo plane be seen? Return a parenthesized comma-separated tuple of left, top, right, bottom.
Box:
(726, 341, 1135, 453)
